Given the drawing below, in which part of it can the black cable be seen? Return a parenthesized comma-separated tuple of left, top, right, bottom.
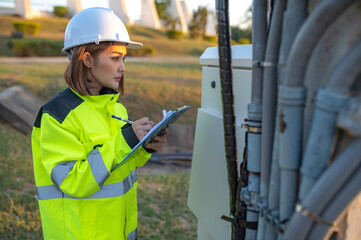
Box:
(215, 0, 242, 239)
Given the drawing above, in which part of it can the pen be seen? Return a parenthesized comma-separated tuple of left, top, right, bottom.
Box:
(111, 115, 134, 124)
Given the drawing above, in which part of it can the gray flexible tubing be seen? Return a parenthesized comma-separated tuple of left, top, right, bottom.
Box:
(326, 40, 361, 93)
(283, 138, 361, 239)
(284, 0, 356, 87)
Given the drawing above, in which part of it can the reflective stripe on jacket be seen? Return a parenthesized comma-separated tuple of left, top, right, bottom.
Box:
(32, 87, 151, 239)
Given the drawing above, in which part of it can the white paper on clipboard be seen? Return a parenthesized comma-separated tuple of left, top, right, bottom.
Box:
(111, 105, 190, 172)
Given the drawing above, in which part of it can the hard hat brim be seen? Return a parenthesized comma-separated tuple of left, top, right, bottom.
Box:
(62, 39, 143, 53)
(126, 40, 143, 49)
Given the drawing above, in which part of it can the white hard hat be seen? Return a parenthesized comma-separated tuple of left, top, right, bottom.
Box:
(62, 7, 142, 53)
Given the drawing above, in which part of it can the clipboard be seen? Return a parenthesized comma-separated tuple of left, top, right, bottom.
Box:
(111, 105, 190, 172)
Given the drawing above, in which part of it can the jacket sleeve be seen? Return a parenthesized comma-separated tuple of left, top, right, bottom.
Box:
(39, 113, 150, 198)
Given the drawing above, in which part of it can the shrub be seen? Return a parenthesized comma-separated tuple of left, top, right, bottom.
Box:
(203, 35, 217, 42)
(13, 21, 41, 36)
(190, 29, 203, 40)
(8, 38, 64, 57)
(53, 6, 68, 18)
(166, 30, 184, 40)
(239, 38, 251, 44)
(127, 46, 155, 56)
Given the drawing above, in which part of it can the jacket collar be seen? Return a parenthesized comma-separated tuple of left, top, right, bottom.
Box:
(70, 87, 120, 108)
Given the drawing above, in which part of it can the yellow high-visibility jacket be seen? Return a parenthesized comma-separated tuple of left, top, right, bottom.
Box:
(32, 87, 151, 240)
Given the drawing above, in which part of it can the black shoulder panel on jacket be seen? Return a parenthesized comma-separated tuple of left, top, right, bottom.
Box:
(34, 88, 84, 128)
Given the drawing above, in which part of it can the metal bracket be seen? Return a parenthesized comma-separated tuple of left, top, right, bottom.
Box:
(295, 203, 336, 227)
(257, 198, 268, 216)
(241, 123, 262, 133)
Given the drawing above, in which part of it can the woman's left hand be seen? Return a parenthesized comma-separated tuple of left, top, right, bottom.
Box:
(146, 129, 169, 152)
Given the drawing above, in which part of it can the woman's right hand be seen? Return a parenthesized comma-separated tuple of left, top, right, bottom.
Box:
(132, 117, 154, 140)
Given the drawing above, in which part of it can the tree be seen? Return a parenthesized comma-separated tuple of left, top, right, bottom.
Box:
(189, 6, 208, 40)
(155, 0, 170, 21)
(231, 26, 252, 43)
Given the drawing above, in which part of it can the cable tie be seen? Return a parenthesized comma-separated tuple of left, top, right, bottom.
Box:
(252, 60, 278, 68)
(221, 215, 235, 224)
(295, 204, 336, 227)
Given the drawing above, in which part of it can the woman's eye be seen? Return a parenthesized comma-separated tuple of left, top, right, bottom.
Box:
(112, 57, 120, 61)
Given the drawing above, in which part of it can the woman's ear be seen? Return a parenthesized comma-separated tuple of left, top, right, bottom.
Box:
(82, 52, 93, 68)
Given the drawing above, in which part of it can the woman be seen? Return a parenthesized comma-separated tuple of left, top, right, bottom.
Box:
(32, 7, 168, 240)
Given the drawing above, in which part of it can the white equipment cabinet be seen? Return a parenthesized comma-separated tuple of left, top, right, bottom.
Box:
(188, 45, 253, 240)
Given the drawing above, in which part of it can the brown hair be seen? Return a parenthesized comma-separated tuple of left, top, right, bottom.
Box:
(64, 42, 124, 96)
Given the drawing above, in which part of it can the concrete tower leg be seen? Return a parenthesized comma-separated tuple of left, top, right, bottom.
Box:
(205, 13, 216, 36)
(15, 0, 32, 19)
(140, 0, 161, 29)
(180, 0, 192, 26)
(109, 0, 134, 25)
(167, 0, 188, 33)
(67, 0, 82, 17)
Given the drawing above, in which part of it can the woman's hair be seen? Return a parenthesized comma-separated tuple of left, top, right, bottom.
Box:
(64, 41, 124, 96)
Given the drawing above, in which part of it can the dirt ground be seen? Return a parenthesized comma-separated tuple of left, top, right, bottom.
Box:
(137, 160, 192, 175)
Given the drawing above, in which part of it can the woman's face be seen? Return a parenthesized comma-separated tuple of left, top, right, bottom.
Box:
(85, 43, 127, 94)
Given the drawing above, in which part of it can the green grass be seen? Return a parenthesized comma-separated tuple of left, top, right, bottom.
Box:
(138, 173, 197, 239)
(0, 59, 200, 239)
(0, 61, 202, 124)
(0, 121, 42, 240)
(0, 15, 216, 57)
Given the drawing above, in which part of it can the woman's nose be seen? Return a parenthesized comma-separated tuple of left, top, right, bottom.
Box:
(119, 61, 126, 72)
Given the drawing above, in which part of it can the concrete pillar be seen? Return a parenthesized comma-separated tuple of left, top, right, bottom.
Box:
(67, 0, 82, 17)
(205, 13, 216, 36)
(167, 0, 188, 33)
(139, 0, 161, 29)
(109, 0, 134, 25)
(14, 0, 32, 19)
(180, 0, 192, 26)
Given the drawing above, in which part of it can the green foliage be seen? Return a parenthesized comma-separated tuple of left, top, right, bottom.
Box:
(127, 46, 155, 56)
(231, 26, 252, 43)
(8, 38, 64, 57)
(239, 38, 251, 45)
(13, 21, 41, 36)
(53, 6, 68, 18)
(154, 0, 171, 21)
(203, 35, 217, 42)
(154, 0, 180, 31)
(166, 30, 184, 40)
(189, 7, 208, 40)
